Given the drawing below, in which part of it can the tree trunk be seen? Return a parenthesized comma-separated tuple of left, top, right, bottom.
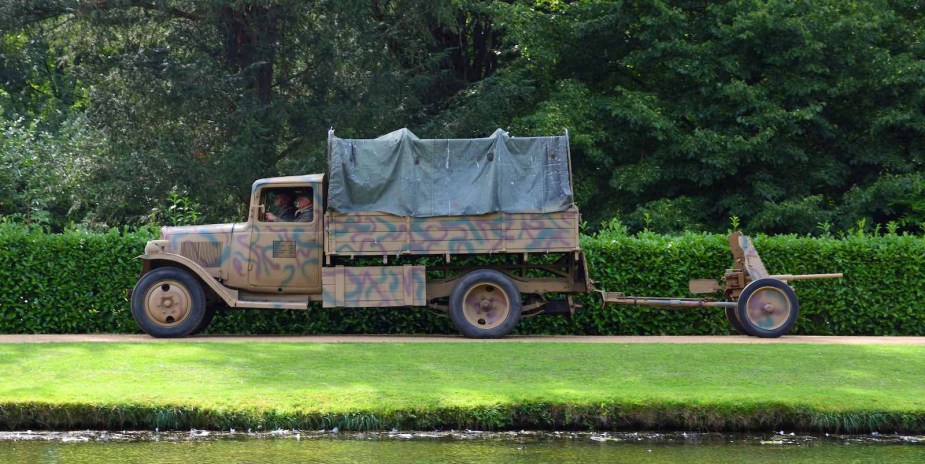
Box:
(219, 4, 278, 105)
(217, 4, 280, 207)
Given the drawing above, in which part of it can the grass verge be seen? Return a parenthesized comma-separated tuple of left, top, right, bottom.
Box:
(0, 342, 923, 433)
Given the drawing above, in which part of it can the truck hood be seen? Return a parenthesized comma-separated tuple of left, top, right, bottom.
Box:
(161, 223, 236, 240)
(154, 223, 243, 270)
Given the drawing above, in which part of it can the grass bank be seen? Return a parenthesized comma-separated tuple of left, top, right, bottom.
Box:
(1, 342, 923, 433)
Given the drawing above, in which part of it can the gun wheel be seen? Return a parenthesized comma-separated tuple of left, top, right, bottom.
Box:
(735, 278, 799, 338)
(725, 307, 749, 335)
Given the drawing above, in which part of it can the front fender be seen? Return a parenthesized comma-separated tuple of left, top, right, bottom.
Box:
(137, 253, 239, 307)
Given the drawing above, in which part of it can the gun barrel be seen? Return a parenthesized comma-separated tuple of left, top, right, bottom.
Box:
(770, 273, 843, 281)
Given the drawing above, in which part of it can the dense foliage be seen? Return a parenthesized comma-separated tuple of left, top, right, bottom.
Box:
(1, 224, 922, 336)
(1, 1, 924, 233)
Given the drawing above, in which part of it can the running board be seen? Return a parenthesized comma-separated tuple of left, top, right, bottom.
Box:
(235, 294, 309, 310)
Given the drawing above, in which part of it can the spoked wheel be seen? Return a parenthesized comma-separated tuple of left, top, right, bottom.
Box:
(449, 270, 522, 338)
(735, 278, 799, 338)
(131, 267, 207, 338)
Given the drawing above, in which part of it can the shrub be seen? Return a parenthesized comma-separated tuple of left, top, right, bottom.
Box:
(0, 224, 151, 333)
(0, 224, 922, 336)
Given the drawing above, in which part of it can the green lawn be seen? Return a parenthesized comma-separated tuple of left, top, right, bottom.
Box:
(0, 342, 923, 432)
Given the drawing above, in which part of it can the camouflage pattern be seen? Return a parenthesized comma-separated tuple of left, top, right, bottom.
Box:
(140, 173, 585, 311)
(150, 221, 325, 295)
(321, 265, 426, 308)
(144, 175, 325, 297)
(154, 223, 234, 281)
(325, 207, 580, 256)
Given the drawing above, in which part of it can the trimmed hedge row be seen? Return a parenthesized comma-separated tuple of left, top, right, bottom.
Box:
(1, 225, 923, 335)
(0, 226, 150, 334)
(573, 232, 925, 336)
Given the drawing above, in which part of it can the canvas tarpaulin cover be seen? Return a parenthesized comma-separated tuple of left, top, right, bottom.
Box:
(327, 128, 573, 217)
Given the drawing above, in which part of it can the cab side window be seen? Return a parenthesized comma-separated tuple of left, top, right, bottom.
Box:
(263, 189, 297, 222)
(260, 187, 313, 223)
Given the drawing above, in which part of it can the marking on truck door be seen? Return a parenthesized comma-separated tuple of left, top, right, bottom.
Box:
(273, 240, 296, 258)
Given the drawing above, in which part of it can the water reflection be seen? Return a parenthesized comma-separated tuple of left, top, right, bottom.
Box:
(1, 432, 923, 464)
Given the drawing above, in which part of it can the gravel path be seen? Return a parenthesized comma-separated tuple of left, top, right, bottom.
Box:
(0, 334, 923, 344)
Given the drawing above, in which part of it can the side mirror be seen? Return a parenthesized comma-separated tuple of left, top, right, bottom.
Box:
(257, 204, 266, 222)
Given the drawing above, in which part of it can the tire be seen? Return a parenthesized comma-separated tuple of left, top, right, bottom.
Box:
(735, 278, 799, 338)
(449, 270, 522, 339)
(190, 304, 219, 335)
(725, 307, 750, 336)
(131, 267, 208, 338)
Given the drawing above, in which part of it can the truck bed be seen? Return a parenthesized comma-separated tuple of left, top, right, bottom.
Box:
(324, 207, 580, 257)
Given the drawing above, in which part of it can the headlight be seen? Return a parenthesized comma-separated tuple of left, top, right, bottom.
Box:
(145, 240, 169, 254)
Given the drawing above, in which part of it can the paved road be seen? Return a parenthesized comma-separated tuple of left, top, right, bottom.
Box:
(0, 334, 923, 345)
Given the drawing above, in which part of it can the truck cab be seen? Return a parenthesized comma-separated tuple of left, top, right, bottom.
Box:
(227, 175, 325, 293)
(133, 175, 327, 337)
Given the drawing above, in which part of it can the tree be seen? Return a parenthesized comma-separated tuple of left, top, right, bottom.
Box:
(2, 0, 503, 225)
(431, 0, 925, 234)
(3, 0, 924, 234)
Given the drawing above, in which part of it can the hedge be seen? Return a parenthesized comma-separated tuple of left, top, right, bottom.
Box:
(1, 224, 923, 335)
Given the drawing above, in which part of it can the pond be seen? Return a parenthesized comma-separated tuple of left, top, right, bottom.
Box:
(2, 431, 923, 463)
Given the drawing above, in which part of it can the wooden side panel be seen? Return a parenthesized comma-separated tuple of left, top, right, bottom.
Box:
(325, 207, 580, 256)
(322, 265, 426, 308)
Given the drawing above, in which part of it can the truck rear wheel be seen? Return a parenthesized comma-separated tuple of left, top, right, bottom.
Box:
(131, 267, 207, 338)
(449, 270, 522, 338)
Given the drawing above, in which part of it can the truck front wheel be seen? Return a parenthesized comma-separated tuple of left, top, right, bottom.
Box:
(131, 267, 208, 338)
(449, 270, 522, 338)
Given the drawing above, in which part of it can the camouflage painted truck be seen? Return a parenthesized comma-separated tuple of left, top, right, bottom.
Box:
(131, 129, 841, 339)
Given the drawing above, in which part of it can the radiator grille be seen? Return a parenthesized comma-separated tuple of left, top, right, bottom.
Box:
(180, 242, 224, 268)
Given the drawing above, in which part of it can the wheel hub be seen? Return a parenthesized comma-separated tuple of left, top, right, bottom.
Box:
(144, 280, 192, 327)
(745, 286, 790, 330)
(462, 283, 511, 329)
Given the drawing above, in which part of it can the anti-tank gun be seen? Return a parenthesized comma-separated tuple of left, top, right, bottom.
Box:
(601, 231, 842, 337)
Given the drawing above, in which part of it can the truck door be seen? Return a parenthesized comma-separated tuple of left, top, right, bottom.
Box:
(246, 183, 323, 292)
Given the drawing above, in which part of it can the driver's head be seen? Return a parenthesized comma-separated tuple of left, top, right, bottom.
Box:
(274, 191, 293, 207)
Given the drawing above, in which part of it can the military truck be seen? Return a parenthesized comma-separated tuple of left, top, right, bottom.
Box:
(132, 129, 590, 338)
(131, 129, 840, 339)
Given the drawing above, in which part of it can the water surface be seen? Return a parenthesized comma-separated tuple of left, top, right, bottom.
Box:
(1, 431, 922, 463)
